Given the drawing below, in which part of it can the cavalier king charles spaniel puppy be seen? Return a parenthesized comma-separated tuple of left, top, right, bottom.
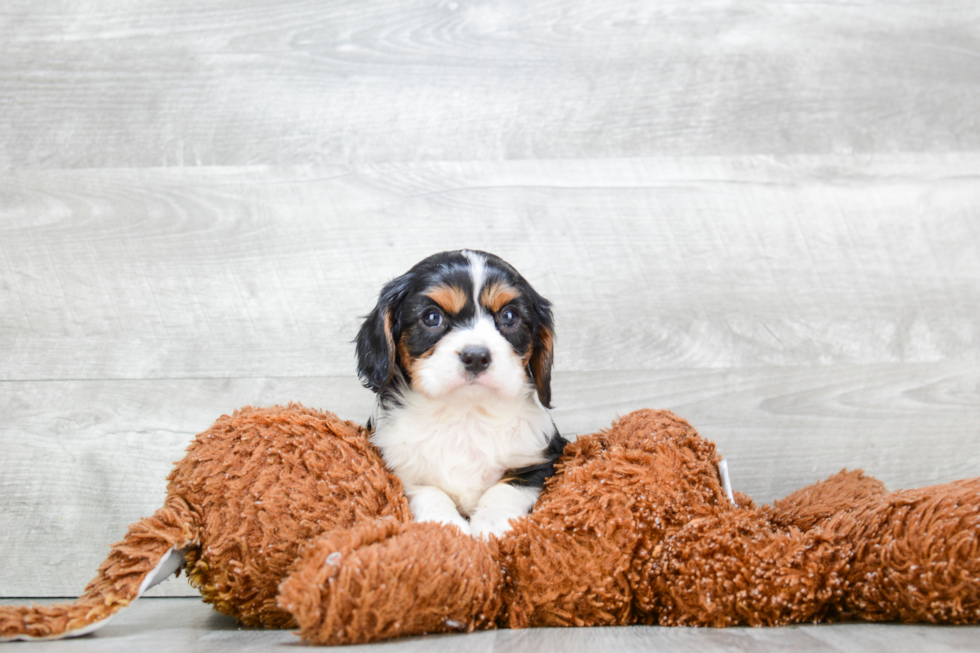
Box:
(355, 250, 568, 538)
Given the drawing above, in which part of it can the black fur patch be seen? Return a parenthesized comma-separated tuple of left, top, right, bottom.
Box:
(501, 428, 569, 488)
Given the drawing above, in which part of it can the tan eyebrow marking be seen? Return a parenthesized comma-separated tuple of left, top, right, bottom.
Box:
(480, 281, 520, 313)
(425, 284, 468, 314)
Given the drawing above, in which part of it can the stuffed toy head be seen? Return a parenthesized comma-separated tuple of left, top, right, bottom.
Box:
(3, 404, 978, 644)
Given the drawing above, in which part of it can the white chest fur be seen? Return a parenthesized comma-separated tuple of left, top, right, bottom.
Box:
(370, 386, 552, 516)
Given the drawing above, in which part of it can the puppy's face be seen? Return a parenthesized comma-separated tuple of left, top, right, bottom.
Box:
(356, 250, 554, 407)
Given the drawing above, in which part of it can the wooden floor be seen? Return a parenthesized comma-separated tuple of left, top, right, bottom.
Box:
(3, 598, 980, 653)
(1, 0, 979, 649)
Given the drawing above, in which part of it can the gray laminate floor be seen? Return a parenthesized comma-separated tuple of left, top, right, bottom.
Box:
(4, 598, 980, 653)
(2, 0, 979, 649)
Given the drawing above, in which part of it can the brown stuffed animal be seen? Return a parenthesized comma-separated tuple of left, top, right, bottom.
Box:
(2, 404, 978, 644)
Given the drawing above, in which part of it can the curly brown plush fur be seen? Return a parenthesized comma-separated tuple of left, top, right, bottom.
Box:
(2, 404, 978, 644)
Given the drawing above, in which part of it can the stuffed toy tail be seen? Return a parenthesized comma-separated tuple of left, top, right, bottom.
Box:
(0, 497, 199, 642)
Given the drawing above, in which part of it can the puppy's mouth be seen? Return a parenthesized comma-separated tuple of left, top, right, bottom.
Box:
(435, 368, 501, 399)
(460, 367, 496, 388)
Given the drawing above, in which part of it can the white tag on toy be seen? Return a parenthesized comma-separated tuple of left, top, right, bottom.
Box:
(138, 546, 187, 596)
(718, 459, 736, 505)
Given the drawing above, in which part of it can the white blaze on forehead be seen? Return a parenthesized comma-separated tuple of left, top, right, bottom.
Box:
(461, 250, 487, 309)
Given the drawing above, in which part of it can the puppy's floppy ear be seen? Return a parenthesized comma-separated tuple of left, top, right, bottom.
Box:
(355, 272, 414, 393)
(527, 292, 555, 408)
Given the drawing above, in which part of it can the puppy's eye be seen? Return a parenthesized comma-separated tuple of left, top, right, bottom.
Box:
(500, 308, 520, 328)
(421, 310, 444, 329)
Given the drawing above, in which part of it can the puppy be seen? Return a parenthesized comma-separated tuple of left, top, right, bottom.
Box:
(355, 250, 568, 538)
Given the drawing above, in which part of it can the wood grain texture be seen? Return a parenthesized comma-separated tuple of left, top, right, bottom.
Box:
(0, 377, 371, 597)
(556, 365, 980, 501)
(3, 365, 977, 596)
(2, 0, 980, 168)
(2, 0, 979, 622)
(2, 155, 978, 380)
(2, 598, 979, 652)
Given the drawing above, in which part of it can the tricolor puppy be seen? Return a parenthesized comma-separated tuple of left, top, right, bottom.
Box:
(356, 250, 568, 538)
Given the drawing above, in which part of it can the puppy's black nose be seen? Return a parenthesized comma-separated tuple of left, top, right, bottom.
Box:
(459, 346, 492, 374)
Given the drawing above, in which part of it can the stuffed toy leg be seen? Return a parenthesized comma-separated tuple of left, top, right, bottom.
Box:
(0, 500, 194, 641)
(1, 404, 411, 641)
(771, 471, 980, 623)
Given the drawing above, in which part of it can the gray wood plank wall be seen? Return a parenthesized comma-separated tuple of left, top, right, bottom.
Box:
(1, 0, 978, 598)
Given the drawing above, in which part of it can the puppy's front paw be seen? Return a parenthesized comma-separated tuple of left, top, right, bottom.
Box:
(408, 486, 472, 535)
(469, 511, 516, 540)
(439, 514, 473, 536)
(469, 483, 540, 539)
(413, 512, 472, 536)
